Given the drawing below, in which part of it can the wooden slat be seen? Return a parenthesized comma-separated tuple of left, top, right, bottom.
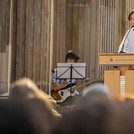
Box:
(84, 0, 90, 79)
(0, 53, 7, 82)
(33, 0, 42, 81)
(125, 71, 134, 96)
(66, 0, 74, 51)
(25, 0, 35, 79)
(104, 70, 120, 97)
(0, 0, 10, 53)
(16, 0, 26, 80)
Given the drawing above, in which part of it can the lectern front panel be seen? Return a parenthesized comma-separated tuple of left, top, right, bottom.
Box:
(125, 70, 134, 97)
(104, 70, 120, 97)
(99, 53, 134, 65)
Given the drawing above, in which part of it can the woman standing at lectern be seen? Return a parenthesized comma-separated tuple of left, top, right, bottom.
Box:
(118, 10, 134, 53)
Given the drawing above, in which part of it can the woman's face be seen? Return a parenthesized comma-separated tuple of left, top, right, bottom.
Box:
(130, 13, 134, 26)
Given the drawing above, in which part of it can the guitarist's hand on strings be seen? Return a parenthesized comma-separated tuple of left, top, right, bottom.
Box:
(62, 79, 69, 86)
(53, 79, 69, 91)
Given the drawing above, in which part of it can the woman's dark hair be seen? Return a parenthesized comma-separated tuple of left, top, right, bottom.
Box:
(128, 10, 134, 20)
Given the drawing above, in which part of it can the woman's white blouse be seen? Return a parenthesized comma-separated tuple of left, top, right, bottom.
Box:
(118, 28, 134, 53)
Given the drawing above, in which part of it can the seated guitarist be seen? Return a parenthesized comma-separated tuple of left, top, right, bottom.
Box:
(52, 51, 80, 106)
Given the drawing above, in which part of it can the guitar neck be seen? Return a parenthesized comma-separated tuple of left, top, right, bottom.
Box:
(69, 77, 103, 92)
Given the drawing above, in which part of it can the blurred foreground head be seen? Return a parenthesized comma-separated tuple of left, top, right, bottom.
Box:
(10, 78, 50, 100)
(9, 78, 61, 134)
(78, 83, 111, 109)
(10, 77, 58, 108)
(52, 83, 113, 134)
(107, 99, 134, 134)
(0, 100, 35, 134)
(82, 83, 109, 96)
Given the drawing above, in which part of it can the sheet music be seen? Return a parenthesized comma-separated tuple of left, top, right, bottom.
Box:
(56, 63, 86, 79)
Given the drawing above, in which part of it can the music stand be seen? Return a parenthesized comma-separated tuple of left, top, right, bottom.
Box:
(56, 63, 86, 99)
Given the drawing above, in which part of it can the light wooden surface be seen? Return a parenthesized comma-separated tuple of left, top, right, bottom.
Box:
(0, 52, 8, 93)
(120, 65, 133, 75)
(10, 0, 53, 92)
(104, 70, 120, 97)
(99, 53, 134, 65)
(0, 53, 7, 82)
(99, 53, 134, 75)
(125, 70, 134, 96)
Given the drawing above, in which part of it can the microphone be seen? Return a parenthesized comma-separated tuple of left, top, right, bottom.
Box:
(120, 26, 134, 53)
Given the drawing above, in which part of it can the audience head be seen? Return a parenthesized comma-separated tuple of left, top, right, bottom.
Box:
(0, 100, 35, 134)
(107, 99, 134, 134)
(9, 78, 61, 134)
(77, 83, 111, 109)
(82, 83, 109, 96)
(10, 78, 53, 108)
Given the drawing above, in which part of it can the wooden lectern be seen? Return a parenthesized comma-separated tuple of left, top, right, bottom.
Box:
(98, 53, 134, 98)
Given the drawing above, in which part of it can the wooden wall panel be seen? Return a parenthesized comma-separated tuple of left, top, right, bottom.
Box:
(98, 0, 116, 77)
(53, 0, 67, 68)
(10, 0, 53, 93)
(53, 0, 134, 82)
(16, 0, 26, 80)
(2, 0, 134, 93)
(0, 0, 10, 93)
(0, 0, 10, 53)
